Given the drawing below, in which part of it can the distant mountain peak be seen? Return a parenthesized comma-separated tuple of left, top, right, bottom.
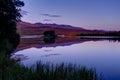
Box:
(35, 22, 85, 30)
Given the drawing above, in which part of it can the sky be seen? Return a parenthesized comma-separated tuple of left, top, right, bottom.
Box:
(21, 0, 120, 31)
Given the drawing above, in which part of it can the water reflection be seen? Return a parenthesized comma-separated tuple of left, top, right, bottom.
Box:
(80, 36, 120, 42)
(43, 37, 56, 44)
(13, 37, 120, 80)
(44, 49, 52, 52)
(107, 38, 120, 42)
(16, 36, 120, 51)
(41, 53, 60, 57)
(11, 54, 28, 61)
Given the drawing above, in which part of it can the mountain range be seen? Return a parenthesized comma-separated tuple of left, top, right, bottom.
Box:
(17, 21, 106, 36)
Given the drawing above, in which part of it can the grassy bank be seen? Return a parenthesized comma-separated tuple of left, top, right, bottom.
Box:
(0, 53, 103, 80)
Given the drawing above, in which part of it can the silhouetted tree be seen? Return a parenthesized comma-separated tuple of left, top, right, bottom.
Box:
(43, 30, 56, 44)
(0, 0, 24, 54)
(44, 30, 56, 37)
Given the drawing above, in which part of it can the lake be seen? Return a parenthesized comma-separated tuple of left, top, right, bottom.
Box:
(12, 37, 120, 80)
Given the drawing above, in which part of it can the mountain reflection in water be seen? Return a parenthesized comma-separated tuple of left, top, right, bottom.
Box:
(16, 36, 120, 51)
(12, 36, 120, 80)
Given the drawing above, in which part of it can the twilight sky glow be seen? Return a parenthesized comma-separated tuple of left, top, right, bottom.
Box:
(21, 0, 120, 31)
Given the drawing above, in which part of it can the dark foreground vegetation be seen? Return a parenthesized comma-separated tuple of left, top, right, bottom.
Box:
(0, 53, 104, 80)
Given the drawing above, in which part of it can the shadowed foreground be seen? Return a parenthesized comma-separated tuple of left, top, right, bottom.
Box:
(0, 53, 103, 80)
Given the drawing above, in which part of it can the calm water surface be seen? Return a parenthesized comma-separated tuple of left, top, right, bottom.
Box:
(13, 40, 120, 80)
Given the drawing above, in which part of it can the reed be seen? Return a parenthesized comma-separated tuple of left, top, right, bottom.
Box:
(0, 53, 103, 80)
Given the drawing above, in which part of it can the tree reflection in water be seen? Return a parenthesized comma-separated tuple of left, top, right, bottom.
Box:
(43, 30, 56, 44)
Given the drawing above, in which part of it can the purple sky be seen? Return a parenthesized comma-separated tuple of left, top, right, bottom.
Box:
(21, 0, 120, 31)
